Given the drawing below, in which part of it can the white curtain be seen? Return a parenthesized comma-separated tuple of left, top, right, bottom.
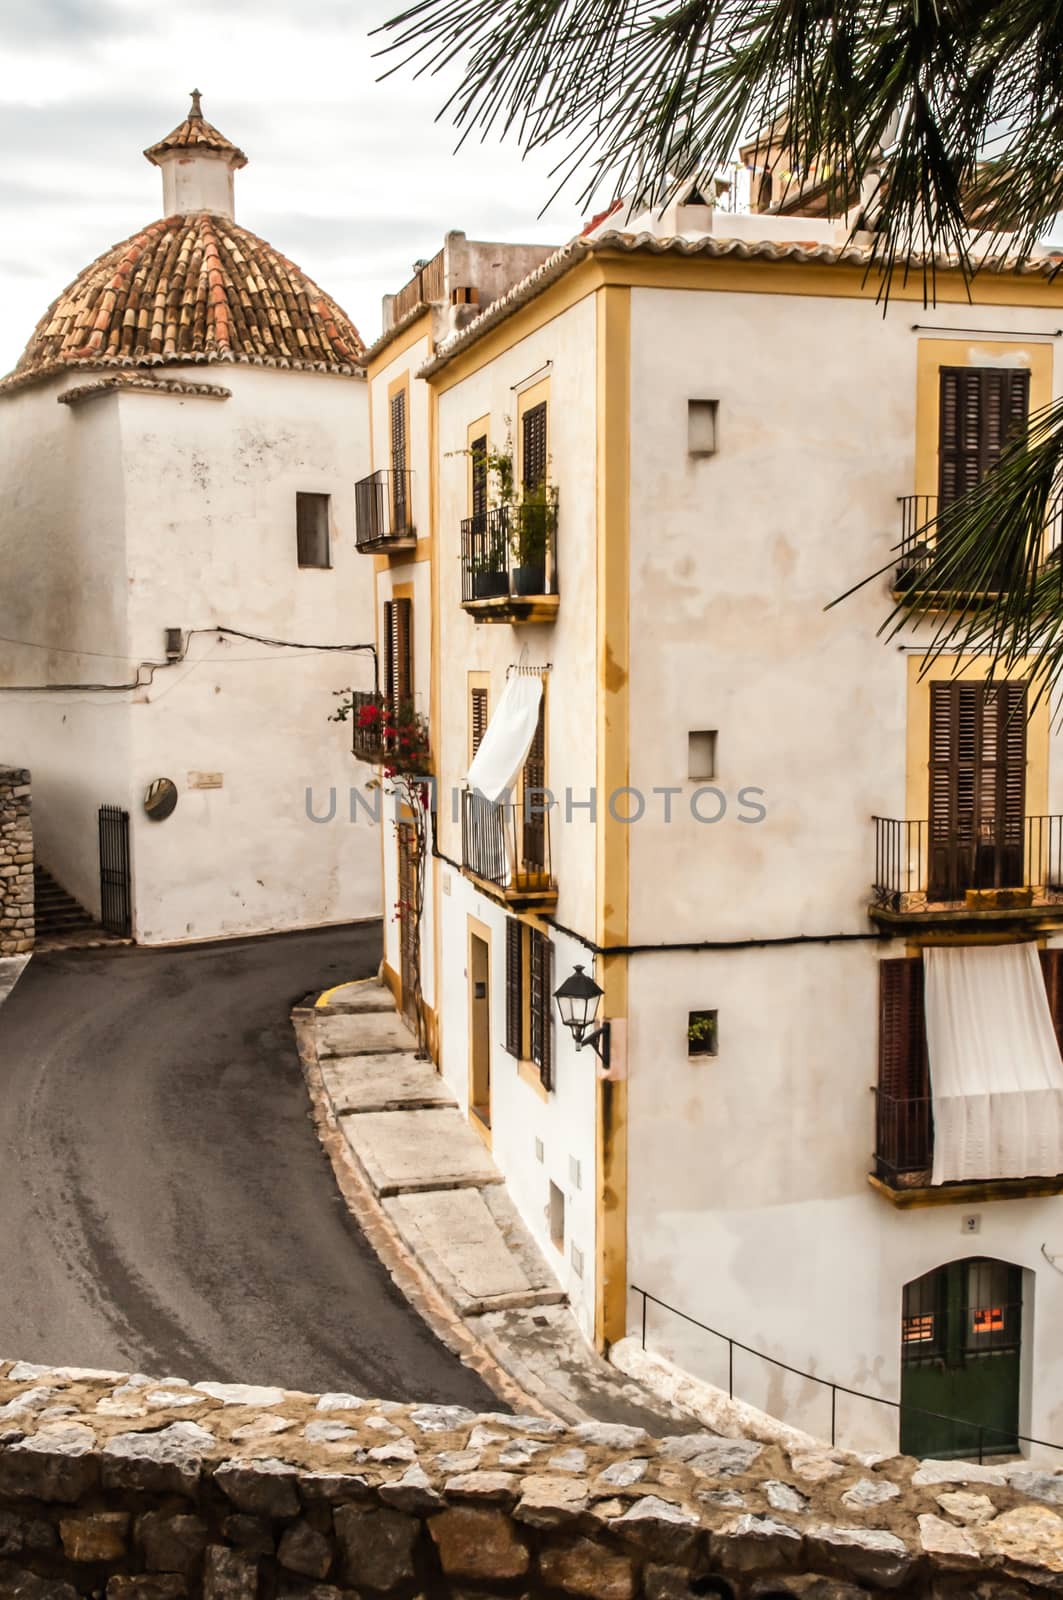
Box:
(465, 672, 543, 803)
(923, 943, 1063, 1184)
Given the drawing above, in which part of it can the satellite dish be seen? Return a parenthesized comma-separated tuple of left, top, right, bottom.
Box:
(144, 778, 178, 821)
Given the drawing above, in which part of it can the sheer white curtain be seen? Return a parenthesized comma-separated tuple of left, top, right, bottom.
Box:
(465, 672, 543, 802)
(923, 943, 1063, 1184)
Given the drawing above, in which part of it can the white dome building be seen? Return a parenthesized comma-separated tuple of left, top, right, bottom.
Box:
(0, 96, 379, 945)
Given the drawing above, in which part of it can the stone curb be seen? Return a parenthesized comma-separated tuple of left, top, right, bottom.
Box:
(291, 1005, 550, 1420)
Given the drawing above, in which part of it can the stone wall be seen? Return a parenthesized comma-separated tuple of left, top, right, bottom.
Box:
(0, 767, 32, 955)
(1, 1363, 1062, 1598)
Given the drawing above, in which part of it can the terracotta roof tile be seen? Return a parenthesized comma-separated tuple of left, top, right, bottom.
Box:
(1, 213, 365, 394)
(143, 91, 248, 169)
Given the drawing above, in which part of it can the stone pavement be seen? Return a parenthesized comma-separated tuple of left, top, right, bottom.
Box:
(294, 980, 698, 1433)
(0, 953, 29, 1010)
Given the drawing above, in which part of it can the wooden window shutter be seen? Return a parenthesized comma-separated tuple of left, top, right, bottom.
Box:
(504, 918, 523, 1058)
(1040, 950, 1063, 1056)
(939, 367, 1030, 507)
(528, 927, 554, 1089)
(470, 686, 488, 758)
(522, 693, 547, 869)
(391, 390, 408, 474)
(522, 402, 547, 491)
(879, 957, 929, 1101)
(471, 434, 488, 522)
(384, 598, 412, 717)
(383, 601, 395, 707)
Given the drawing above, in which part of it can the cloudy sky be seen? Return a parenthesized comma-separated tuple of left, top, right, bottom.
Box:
(0, 0, 587, 374)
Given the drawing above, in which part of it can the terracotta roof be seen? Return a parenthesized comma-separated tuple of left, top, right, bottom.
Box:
(362, 300, 432, 364)
(418, 229, 1063, 377)
(143, 90, 247, 170)
(2, 212, 365, 394)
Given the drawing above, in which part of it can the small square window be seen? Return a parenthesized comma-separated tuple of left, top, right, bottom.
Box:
(296, 492, 331, 568)
(688, 730, 717, 781)
(688, 398, 719, 456)
(688, 1009, 718, 1057)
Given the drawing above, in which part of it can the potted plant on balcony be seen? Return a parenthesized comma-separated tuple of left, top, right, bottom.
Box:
(511, 482, 555, 596)
(470, 517, 510, 600)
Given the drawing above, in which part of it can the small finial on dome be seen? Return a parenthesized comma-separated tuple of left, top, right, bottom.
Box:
(189, 88, 203, 119)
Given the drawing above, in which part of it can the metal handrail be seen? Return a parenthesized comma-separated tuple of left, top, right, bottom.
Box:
(895, 493, 1063, 590)
(872, 812, 1063, 910)
(630, 1283, 1063, 1463)
(354, 469, 415, 549)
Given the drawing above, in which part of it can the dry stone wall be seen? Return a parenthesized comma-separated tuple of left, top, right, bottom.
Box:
(0, 767, 32, 956)
(0, 1364, 1062, 1598)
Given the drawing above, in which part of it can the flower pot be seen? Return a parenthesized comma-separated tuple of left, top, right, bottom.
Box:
(472, 570, 509, 600)
(511, 564, 546, 596)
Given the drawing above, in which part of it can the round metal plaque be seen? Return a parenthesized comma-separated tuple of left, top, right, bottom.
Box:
(144, 777, 178, 821)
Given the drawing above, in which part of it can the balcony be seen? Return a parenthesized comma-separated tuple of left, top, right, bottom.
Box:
(355, 470, 416, 554)
(460, 790, 557, 910)
(871, 814, 1063, 927)
(350, 691, 430, 774)
(894, 495, 1062, 598)
(460, 493, 559, 624)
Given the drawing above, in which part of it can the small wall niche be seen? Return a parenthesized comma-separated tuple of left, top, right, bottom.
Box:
(688, 1009, 719, 1058)
(688, 398, 719, 456)
(688, 730, 717, 781)
(548, 1181, 565, 1252)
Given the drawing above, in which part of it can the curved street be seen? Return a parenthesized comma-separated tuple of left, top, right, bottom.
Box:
(0, 926, 499, 1409)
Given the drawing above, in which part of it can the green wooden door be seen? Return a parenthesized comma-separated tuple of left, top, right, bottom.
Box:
(900, 1258, 1022, 1459)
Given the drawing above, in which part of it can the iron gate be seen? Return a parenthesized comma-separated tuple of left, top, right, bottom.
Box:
(98, 805, 131, 937)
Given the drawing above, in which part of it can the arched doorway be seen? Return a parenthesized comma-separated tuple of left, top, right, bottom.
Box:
(901, 1257, 1023, 1459)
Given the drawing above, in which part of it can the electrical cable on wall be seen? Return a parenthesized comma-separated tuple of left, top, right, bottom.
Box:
(0, 626, 377, 694)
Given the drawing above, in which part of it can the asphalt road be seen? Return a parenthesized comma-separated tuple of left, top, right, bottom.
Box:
(0, 926, 499, 1408)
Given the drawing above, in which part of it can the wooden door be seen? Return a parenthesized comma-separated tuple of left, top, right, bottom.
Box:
(469, 932, 491, 1130)
(397, 822, 418, 1030)
(927, 679, 1027, 900)
(901, 1259, 1023, 1459)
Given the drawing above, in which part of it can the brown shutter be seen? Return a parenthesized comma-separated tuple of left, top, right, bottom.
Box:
(529, 928, 554, 1089)
(522, 693, 547, 869)
(470, 686, 488, 757)
(505, 918, 523, 1058)
(471, 434, 488, 522)
(383, 601, 395, 707)
(384, 598, 412, 724)
(522, 402, 547, 491)
(1040, 949, 1063, 1055)
(390, 390, 407, 474)
(928, 679, 1027, 898)
(879, 957, 929, 1101)
(939, 367, 1030, 507)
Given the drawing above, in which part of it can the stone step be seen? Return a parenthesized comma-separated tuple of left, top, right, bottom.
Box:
(321, 1053, 457, 1115)
(317, 1012, 415, 1059)
(382, 1185, 567, 1315)
(316, 978, 395, 1016)
(340, 1107, 503, 1198)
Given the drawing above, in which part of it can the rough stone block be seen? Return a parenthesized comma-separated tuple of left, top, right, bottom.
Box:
(203, 1545, 258, 1600)
(277, 1520, 334, 1580)
(60, 1510, 130, 1561)
(107, 1579, 187, 1600)
(220, 1516, 274, 1558)
(102, 1423, 215, 1496)
(538, 1536, 636, 1599)
(137, 1511, 209, 1575)
(429, 1505, 530, 1581)
(0, 1563, 78, 1600)
(333, 1505, 419, 1591)
(215, 1458, 300, 1518)
(0, 1424, 99, 1502)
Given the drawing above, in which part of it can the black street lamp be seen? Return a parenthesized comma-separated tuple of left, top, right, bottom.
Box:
(554, 963, 610, 1069)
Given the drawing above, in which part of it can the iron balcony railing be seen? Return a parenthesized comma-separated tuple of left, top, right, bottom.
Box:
(874, 1091, 933, 1186)
(461, 789, 555, 896)
(355, 469, 415, 551)
(460, 491, 559, 605)
(349, 690, 430, 773)
(895, 494, 1063, 591)
(872, 814, 1063, 912)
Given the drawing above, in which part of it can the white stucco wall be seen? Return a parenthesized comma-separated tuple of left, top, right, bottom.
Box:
(0, 377, 133, 915)
(623, 284, 1063, 1456)
(0, 363, 380, 942)
(432, 294, 602, 1329)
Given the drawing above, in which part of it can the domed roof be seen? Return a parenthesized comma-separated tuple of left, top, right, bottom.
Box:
(2, 211, 365, 393)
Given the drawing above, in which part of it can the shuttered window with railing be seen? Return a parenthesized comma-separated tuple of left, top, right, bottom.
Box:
(384, 598, 412, 721)
(504, 916, 554, 1089)
(928, 679, 1027, 901)
(522, 401, 547, 491)
(938, 367, 1030, 507)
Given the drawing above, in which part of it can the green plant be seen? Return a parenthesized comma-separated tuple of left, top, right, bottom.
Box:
(687, 1011, 718, 1055)
(512, 481, 556, 568)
